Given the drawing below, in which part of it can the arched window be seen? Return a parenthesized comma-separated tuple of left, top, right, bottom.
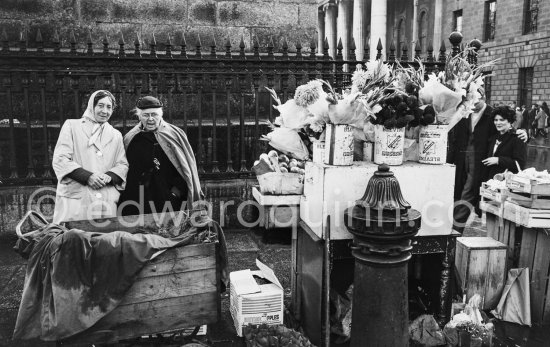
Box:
(418, 11, 428, 54)
(397, 18, 405, 58)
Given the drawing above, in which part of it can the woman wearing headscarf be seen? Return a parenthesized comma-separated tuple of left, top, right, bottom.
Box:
(481, 106, 526, 182)
(52, 90, 128, 223)
(118, 96, 203, 216)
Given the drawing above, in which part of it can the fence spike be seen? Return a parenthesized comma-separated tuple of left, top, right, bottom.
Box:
(349, 36, 356, 62)
(427, 40, 434, 62)
(195, 33, 202, 57)
(239, 35, 245, 58)
(36, 28, 43, 43)
(181, 33, 187, 57)
(415, 40, 421, 59)
(309, 38, 316, 58)
(150, 33, 157, 57)
(224, 37, 231, 58)
(323, 37, 329, 59)
(1, 28, 8, 53)
(267, 37, 275, 59)
(401, 40, 409, 61)
(165, 33, 173, 58)
(252, 36, 259, 58)
(296, 40, 302, 58)
(376, 38, 382, 60)
(87, 30, 94, 55)
(389, 39, 396, 62)
(439, 39, 446, 62)
(336, 37, 343, 60)
(52, 29, 60, 54)
(102, 34, 109, 55)
(35, 28, 44, 53)
(19, 29, 27, 53)
(210, 35, 216, 58)
(69, 30, 77, 54)
(119, 31, 126, 57)
(134, 33, 141, 57)
(282, 37, 289, 58)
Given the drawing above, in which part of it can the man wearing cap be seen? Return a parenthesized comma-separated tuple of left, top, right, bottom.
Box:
(448, 90, 528, 233)
(118, 96, 203, 215)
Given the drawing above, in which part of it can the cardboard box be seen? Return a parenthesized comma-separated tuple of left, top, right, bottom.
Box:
(300, 161, 456, 239)
(455, 237, 507, 310)
(257, 172, 304, 195)
(230, 259, 284, 336)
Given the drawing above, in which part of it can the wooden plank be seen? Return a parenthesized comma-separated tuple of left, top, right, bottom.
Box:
(507, 222, 516, 269)
(455, 241, 466, 291)
(484, 249, 507, 310)
(140, 253, 216, 278)
(465, 248, 489, 304)
(518, 227, 538, 268)
(530, 230, 550, 324)
(486, 213, 499, 240)
(502, 221, 511, 250)
(120, 268, 217, 305)
(65, 292, 218, 344)
(252, 187, 301, 206)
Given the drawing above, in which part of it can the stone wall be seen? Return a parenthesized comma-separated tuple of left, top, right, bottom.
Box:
(0, 0, 318, 51)
(442, 0, 550, 106)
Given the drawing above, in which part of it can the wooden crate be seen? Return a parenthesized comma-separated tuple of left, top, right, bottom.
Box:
(506, 176, 550, 195)
(480, 183, 508, 204)
(506, 190, 550, 209)
(518, 228, 550, 325)
(479, 200, 503, 217)
(252, 187, 300, 229)
(485, 212, 518, 270)
(62, 212, 221, 344)
(455, 237, 507, 310)
(503, 201, 550, 228)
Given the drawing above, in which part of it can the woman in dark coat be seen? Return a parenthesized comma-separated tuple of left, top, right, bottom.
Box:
(482, 106, 527, 182)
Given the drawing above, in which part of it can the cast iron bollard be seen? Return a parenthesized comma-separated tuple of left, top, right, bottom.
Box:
(344, 164, 421, 347)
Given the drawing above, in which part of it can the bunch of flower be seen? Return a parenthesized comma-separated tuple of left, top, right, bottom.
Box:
(418, 48, 498, 130)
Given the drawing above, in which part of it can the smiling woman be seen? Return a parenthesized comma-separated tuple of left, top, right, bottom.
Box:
(51, 90, 129, 223)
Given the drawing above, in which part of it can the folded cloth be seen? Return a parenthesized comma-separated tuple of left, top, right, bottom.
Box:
(12, 215, 227, 341)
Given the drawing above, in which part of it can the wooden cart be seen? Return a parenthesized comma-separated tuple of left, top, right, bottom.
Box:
(16, 210, 221, 345)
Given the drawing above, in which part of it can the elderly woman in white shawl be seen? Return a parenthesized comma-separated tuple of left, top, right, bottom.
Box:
(52, 90, 128, 223)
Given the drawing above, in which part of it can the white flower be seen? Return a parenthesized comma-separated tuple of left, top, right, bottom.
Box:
(351, 69, 369, 93)
(294, 80, 324, 107)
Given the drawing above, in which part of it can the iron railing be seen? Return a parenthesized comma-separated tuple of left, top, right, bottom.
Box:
(0, 28, 455, 186)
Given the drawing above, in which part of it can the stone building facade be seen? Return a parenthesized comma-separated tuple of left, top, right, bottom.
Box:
(442, 0, 550, 107)
(317, 0, 549, 107)
(0, 0, 317, 51)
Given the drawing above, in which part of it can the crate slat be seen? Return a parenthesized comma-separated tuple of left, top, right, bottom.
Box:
(65, 292, 219, 344)
(530, 231, 550, 324)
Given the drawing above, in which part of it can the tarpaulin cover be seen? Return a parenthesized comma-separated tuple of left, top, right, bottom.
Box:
(12, 217, 227, 341)
(491, 268, 531, 326)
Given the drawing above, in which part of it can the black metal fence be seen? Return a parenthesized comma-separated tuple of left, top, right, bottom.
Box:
(0, 28, 455, 186)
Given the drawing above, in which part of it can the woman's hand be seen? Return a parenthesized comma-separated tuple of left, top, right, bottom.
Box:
(87, 173, 107, 189)
(101, 173, 112, 184)
(482, 157, 499, 166)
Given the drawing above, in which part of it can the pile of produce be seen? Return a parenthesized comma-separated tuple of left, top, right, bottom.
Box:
(243, 324, 315, 347)
(253, 150, 306, 176)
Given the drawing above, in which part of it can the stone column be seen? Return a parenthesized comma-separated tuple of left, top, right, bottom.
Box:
(325, 3, 338, 58)
(337, 0, 352, 60)
(412, 0, 419, 51)
(370, 0, 387, 60)
(318, 7, 325, 52)
(433, 0, 443, 53)
(352, 0, 366, 61)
